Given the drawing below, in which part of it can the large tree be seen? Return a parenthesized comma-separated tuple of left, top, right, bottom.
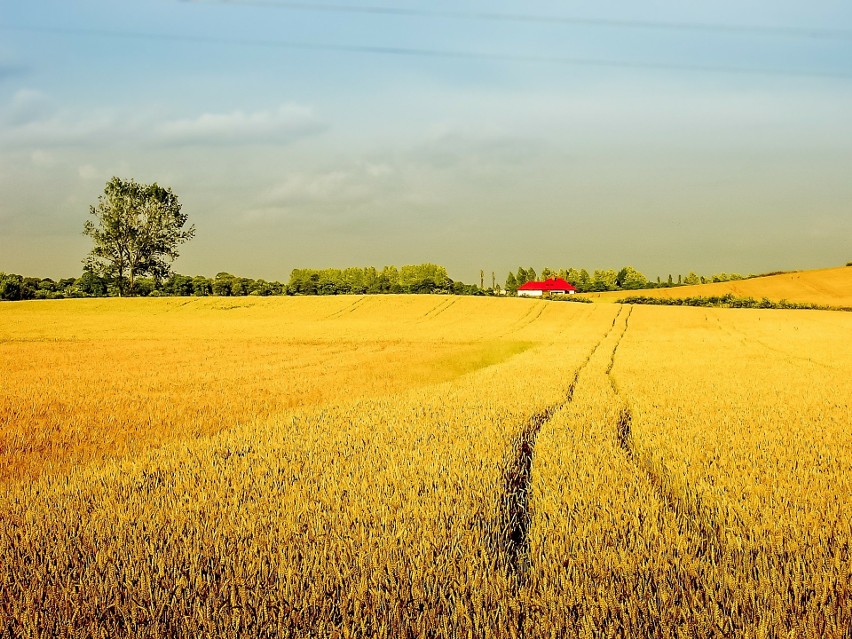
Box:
(83, 177, 195, 296)
(616, 266, 649, 290)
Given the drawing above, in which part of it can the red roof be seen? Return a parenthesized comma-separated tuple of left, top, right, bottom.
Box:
(517, 278, 577, 292)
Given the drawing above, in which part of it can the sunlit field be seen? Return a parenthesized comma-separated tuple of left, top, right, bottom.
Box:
(1, 296, 850, 637)
(580, 264, 852, 306)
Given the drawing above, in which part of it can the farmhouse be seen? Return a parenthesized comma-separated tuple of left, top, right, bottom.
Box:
(517, 278, 578, 297)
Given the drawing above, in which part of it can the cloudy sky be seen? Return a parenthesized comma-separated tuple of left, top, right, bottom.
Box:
(1, 0, 851, 283)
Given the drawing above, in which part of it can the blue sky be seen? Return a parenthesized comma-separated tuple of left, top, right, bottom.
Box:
(1, 0, 851, 282)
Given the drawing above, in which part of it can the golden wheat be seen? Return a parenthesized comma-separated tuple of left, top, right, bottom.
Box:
(1, 296, 849, 637)
(581, 264, 852, 306)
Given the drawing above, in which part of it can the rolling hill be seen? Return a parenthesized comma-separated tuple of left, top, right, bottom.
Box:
(579, 265, 852, 307)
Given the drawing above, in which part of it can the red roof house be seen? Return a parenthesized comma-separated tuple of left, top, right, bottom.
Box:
(517, 278, 578, 297)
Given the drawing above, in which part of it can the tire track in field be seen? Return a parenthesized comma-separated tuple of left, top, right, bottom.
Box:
(606, 307, 725, 564)
(429, 298, 457, 319)
(495, 306, 624, 575)
(496, 301, 541, 337)
(416, 298, 455, 322)
(706, 311, 837, 370)
(418, 297, 449, 319)
(324, 296, 367, 319)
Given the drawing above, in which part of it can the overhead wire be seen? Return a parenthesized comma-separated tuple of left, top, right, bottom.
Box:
(179, 0, 852, 42)
(0, 23, 849, 80)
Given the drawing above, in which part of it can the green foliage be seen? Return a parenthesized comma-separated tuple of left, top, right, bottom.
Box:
(287, 264, 462, 296)
(550, 295, 593, 303)
(75, 271, 108, 296)
(83, 177, 195, 296)
(616, 266, 648, 290)
(0, 274, 27, 301)
(503, 264, 785, 295)
(618, 294, 850, 312)
(163, 274, 194, 296)
(505, 272, 518, 294)
(589, 269, 618, 292)
(211, 273, 234, 296)
(192, 276, 212, 296)
(1, 264, 483, 301)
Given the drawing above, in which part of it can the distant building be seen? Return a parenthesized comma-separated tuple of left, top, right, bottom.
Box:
(517, 278, 578, 297)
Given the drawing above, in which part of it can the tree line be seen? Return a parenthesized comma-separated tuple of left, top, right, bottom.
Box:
(0, 265, 773, 302)
(505, 266, 759, 294)
(0, 264, 487, 301)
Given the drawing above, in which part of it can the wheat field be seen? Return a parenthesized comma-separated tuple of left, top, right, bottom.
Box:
(580, 264, 852, 306)
(1, 296, 850, 637)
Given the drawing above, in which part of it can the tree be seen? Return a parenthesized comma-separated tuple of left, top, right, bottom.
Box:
(75, 270, 108, 296)
(616, 266, 649, 290)
(83, 177, 195, 296)
(192, 276, 212, 296)
(590, 269, 618, 292)
(164, 273, 194, 296)
(0, 274, 24, 301)
(505, 272, 518, 294)
(212, 272, 234, 296)
(577, 269, 591, 292)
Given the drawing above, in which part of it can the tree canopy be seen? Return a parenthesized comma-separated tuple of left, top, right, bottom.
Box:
(83, 177, 195, 296)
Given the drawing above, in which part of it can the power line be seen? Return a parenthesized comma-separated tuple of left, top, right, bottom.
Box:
(180, 0, 852, 41)
(1, 24, 850, 80)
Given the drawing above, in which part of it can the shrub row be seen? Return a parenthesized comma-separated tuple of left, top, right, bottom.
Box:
(618, 294, 851, 312)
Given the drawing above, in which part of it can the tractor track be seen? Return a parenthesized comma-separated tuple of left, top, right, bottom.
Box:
(324, 296, 367, 319)
(605, 307, 724, 564)
(495, 307, 624, 575)
(417, 298, 456, 322)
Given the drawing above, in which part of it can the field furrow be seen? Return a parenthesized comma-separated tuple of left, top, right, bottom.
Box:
(1, 297, 620, 637)
(1, 297, 849, 637)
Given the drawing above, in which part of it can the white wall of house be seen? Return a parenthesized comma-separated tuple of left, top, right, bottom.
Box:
(518, 290, 543, 297)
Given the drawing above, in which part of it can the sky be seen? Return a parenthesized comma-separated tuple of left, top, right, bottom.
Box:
(1, 0, 851, 283)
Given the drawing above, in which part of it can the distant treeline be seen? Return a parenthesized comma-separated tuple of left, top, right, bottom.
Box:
(0, 264, 823, 302)
(506, 266, 777, 294)
(619, 294, 851, 312)
(0, 264, 485, 301)
(287, 265, 483, 296)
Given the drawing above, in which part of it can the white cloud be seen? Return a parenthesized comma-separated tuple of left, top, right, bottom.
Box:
(2, 108, 123, 147)
(237, 161, 404, 227)
(263, 171, 367, 206)
(158, 104, 326, 145)
(2, 94, 325, 150)
(7, 88, 53, 126)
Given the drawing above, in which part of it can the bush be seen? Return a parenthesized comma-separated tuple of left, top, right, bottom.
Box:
(617, 294, 846, 312)
(551, 295, 593, 303)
